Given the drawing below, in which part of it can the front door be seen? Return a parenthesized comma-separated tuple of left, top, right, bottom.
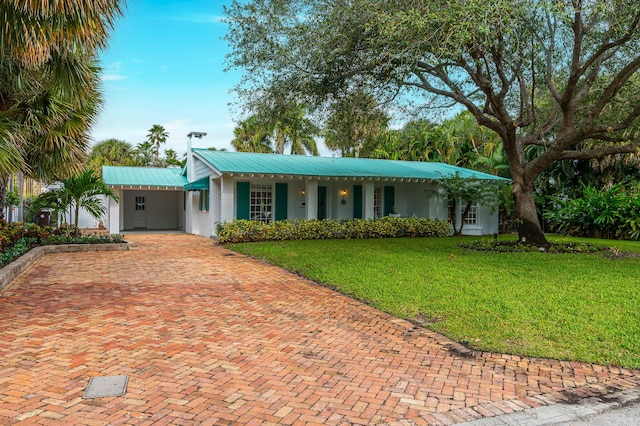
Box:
(317, 186, 327, 220)
(133, 195, 147, 229)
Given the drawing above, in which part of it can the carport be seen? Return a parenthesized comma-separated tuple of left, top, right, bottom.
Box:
(102, 166, 188, 233)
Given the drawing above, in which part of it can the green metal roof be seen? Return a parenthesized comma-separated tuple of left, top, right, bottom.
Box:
(102, 166, 188, 188)
(184, 176, 209, 191)
(193, 150, 508, 181)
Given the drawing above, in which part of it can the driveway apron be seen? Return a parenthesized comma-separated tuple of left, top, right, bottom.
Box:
(0, 234, 639, 425)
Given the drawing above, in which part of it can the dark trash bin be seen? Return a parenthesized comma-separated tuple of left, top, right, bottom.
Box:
(36, 210, 51, 227)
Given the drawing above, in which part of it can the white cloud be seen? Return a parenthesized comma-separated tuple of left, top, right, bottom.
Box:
(101, 74, 128, 81)
(101, 61, 128, 81)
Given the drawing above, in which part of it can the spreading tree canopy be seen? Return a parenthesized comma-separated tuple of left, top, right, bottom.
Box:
(225, 0, 640, 245)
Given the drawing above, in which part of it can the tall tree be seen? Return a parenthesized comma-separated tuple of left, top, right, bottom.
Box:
(88, 139, 139, 173)
(324, 91, 390, 158)
(135, 141, 156, 167)
(146, 124, 169, 161)
(164, 149, 184, 167)
(270, 102, 319, 155)
(231, 115, 274, 153)
(0, 0, 123, 217)
(226, 0, 640, 245)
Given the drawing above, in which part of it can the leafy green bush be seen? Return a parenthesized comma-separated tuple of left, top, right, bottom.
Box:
(544, 183, 640, 240)
(40, 233, 125, 245)
(0, 237, 37, 267)
(216, 217, 450, 243)
(0, 220, 126, 267)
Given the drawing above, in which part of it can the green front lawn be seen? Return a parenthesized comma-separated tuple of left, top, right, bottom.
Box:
(228, 236, 640, 368)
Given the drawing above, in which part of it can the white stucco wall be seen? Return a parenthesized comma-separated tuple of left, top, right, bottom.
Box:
(288, 182, 307, 220)
(191, 190, 213, 237)
(201, 175, 501, 237)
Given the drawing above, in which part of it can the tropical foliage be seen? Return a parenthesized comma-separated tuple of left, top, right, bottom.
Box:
(0, 220, 124, 267)
(146, 124, 169, 161)
(32, 170, 119, 237)
(544, 183, 640, 240)
(232, 101, 319, 155)
(0, 0, 123, 216)
(363, 112, 509, 177)
(324, 91, 390, 158)
(231, 115, 274, 153)
(88, 139, 139, 173)
(434, 173, 503, 236)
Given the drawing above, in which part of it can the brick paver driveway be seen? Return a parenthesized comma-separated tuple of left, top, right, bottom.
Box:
(1, 234, 639, 425)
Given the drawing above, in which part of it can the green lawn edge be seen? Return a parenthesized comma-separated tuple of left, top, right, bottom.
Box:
(226, 235, 640, 369)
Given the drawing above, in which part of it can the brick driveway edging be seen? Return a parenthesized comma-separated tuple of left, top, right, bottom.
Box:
(0, 242, 137, 292)
(1, 233, 639, 425)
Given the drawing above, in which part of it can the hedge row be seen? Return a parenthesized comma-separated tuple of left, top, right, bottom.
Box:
(216, 217, 450, 243)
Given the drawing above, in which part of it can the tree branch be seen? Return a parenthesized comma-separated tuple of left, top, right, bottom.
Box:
(558, 141, 640, 160)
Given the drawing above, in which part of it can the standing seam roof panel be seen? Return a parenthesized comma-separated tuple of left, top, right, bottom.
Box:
(193, 150, 508, 181)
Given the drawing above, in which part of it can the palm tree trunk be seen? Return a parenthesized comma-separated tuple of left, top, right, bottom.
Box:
(74, 203, 81, 237)
(0, 176, 7, 220)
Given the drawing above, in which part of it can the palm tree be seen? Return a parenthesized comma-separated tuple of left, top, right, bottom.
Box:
(324, 91, 389, 158)
(272, 104, 319, 155)
(88, 139, 139, 173)
(0, 0, 123, 216)
(164, 149, 184, 167)
(34, 169, 119, 237)
(231, 116, 273, 153)
(146, 124, 169, 161)
(135, 141, 157, 167)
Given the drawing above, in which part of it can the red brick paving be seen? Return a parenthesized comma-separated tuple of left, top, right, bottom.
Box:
(0, 234, 639, 425)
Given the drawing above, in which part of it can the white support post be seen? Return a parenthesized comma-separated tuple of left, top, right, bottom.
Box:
(107, 189, 122, 233)
(363, 181, 375, 219)
(305, 179, 318, 220)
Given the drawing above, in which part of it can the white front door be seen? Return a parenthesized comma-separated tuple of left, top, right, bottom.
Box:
(133, 195, 147, 228)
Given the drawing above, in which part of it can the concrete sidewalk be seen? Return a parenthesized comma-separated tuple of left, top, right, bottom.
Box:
(1, 233, 639, 424)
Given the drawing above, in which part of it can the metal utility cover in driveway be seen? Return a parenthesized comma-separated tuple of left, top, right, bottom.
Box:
(83, 375, 129, 399)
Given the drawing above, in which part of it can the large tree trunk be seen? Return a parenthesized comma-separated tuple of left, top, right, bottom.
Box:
(512, 183, 548, 246)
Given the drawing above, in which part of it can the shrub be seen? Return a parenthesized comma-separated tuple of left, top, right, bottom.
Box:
(0, 220, 125, 267)
(40, 233, 125, 245)
(544, 183, 640, 240)
(216, 217, 450, 243)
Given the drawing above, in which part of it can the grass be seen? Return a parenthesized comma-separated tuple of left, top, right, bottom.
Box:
(227, 235, 640, 368)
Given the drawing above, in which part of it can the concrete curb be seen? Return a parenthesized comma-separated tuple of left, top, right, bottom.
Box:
(459, 388, 640, 425)
(0, 241, 138, 292)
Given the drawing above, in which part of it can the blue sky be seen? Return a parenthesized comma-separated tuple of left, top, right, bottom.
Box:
(91, 0, 241, 156)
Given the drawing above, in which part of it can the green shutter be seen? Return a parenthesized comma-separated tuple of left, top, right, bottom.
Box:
(236, 182, 250, 220)
(275, 183, 288, 221)
(384, 186, 395, 216)
(183, 191, 186, 211)
(205, 190, 209, 211)
(353, 185, 362, 219)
